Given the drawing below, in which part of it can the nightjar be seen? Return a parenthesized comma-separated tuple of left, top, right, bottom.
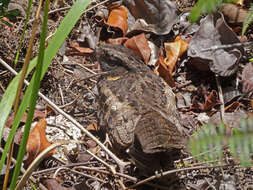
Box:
(96, 44, 186, 174)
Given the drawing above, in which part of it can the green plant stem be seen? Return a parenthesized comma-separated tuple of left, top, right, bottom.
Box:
(0, 0, 91, 176)
(14, 0, 33, 66)
(10, 0, 48, 188)
(15, 140, 72, 190)
(2, 1, 43, 190)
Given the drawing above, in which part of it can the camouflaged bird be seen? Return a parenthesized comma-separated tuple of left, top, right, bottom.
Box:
(96, 44, 186, 173)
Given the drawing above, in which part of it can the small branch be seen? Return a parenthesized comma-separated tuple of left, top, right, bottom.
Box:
(0, 147, 48, 190)
(215, 75, 225, 124)
(127, 164, 230, 189)
(201, 41, 253, 52)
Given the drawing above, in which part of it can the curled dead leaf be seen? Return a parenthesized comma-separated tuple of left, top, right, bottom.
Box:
(124, 33, 151, 64)
(107, 5, 128, 36)
(188, 12, 242, 77)
(26, 119, 54, 166)
(123, 0, 178, 35)
(203, 90, 221, 111)
(164, 36, 188, 72)
(154, 55, 175, 87)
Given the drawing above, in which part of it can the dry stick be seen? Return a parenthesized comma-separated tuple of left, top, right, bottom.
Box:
(127, 164, 230, 189)
(0, 58, 128, 173)
(215, 75, 225, 124)
(74, 166, 137, 182)
(205, 177, 216, 190)
(53, 167, 106, 183)
(0, 147, 48, 190)
(2, 1, 43, 189)
(15, 140, 71, 190)
(201, 41, 253, 52)
(32, 162, 101, 175)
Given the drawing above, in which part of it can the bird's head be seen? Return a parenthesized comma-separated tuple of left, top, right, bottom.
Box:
(96, 44, 146, 73)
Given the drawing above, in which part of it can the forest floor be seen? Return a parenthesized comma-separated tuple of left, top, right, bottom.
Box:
(1, 0, 253, 189)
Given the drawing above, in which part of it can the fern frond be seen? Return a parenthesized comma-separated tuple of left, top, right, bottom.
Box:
(189, 118, 253, 167)
(242, 4, 253, 36)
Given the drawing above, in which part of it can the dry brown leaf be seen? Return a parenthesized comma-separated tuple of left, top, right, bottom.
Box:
(203, 90, 221, 111)
(5, 110, 45, 128)
(154, 56, 175, 87)
(190, 87, 221, 111)
(107, 37, 129, 45)
(123, 0, 177, 35)
(124, 33, 151, 64)
(44, 179, 72, 190)
(164, 36, 188, 72)
(26, 119, 53, 166)
(83, 122, 98, 139)
(69, 42, 94, 54)
(188, 12, 242, 77)
(222, 3, 248, 24)
(107, 5, 128, 36)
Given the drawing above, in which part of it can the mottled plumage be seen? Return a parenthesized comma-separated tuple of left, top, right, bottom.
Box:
(96, 44, 186, 173)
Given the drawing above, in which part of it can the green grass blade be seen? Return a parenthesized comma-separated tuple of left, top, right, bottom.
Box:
(14, 0, 33, 66)
(9, 0, 49, 187)
(0, 0, 91, 175)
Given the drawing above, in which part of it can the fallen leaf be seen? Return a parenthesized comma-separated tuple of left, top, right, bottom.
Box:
(5, 109, 45, 128)
(222, 86, 241, 104)
(69, 42, 94, 55)
(83, 122, 98, 139)
(107, 37, 129, 45)
(154, 56, 175, 87)
(190, 86, 221, 111)
(241, 62, 253, 95)
(107, 5, 128, 36)
(188, 12, 242, 76)
(123, 0, 178, 35)
(26, 119, 54, 166)
(203, 90, 221, 111)
(222, 3, 248, 24)
(124, 33, 151, 64)
(164, 35, 188, 72)
(225, 101, 244, 112)
(76, 152, 92, 163)
(44, 179, 72, 190)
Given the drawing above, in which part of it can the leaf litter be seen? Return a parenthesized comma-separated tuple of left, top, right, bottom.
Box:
(1, 0, 253, 189)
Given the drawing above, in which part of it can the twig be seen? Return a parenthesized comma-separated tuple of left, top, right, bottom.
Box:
(215, 75, 225, 124)
(53, 166, 106, 183)
(15, 140, 73, 190)
(0, 147, 48, 190)
(74, 166, 138, 182)
(205, 177, 216, 190)
(127, 164, 230, 189)
(58, 95, 79, 108)
(32, 161, 99, 175)
(0, 81, 5, 92)
(86, 148, 116, 174)
(201, 41, 253, 52)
